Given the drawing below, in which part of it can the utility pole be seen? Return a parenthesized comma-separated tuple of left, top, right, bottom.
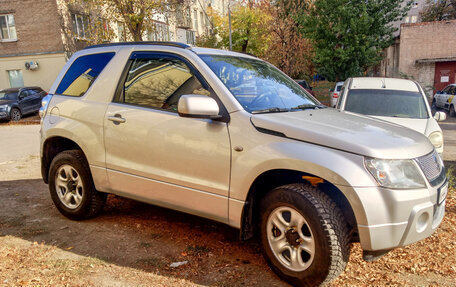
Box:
(228, 0, 232, 51)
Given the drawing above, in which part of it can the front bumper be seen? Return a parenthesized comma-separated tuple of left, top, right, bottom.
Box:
(355, 179, 447, 251)
(0, 111, 8, 119)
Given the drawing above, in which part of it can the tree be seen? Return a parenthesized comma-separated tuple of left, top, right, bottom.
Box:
(197, 1, 314, 79)
(197, 2, 272, 57)
(70, 0, 163, 42)
(296, 0, 412, 81)
(420, 0, 456, 22)
(262, 0, 314, 79)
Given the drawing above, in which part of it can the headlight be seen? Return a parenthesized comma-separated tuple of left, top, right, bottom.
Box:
(365, 158, 426, 188)
(39, 94, 52, 118)
(0, 104, 7, 111)
(428, 131, 443, 149)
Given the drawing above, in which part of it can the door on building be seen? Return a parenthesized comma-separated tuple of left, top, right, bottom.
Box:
(434, 61, 456, 93)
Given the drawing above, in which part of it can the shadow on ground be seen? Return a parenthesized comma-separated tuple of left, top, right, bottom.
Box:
(0, 179, 285, 287)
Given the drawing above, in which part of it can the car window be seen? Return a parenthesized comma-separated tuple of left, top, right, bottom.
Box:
(56, 52, 115, 97)
(344, 89, 428, 119)
(442, 86, 451, 94)
(121, 55, 210, 112)
(336, 85, 342, 92)
(449, 86, 456, 95)
(200, 54, 318, 113)
(19, 90, 29, 98)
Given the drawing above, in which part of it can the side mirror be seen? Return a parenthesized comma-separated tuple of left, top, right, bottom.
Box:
(18, 95, 24, 101)
(434, 111, 446, 122)
(178, 94, 221, 119)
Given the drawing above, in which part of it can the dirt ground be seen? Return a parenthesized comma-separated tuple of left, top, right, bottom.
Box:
(1, 154, 456, 286)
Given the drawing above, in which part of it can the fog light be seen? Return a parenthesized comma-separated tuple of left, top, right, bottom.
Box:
(416, 212, 429, 233)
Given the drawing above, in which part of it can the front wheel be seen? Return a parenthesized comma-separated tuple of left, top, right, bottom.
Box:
(260, 183, 350, 286)
(49, 150, 106, 220)
(10, 108, 21, 122)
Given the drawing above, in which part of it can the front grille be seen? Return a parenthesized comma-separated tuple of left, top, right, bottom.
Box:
(416, 150, 444, 183)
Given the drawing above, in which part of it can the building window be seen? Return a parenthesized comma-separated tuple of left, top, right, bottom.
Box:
(148, 22, 170, 41)
(194, 10, 199, 33)
(404, 16, 410, 23)
(411, 15, 417, 23)
(412, 2, 419, 8)
(8, 70, 24, 88)
(71, 14, 90, 39)
(186, 30, 195, 45)
(0, 14, 17, 41)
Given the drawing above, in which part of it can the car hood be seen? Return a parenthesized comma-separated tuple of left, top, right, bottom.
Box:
(0, 99, 13, 105)
(250, 109, 434, 159)
(369, 116, 429, 135)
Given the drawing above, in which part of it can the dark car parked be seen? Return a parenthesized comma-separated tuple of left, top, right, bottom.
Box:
(295, 79, 315, 96)
(0, 87, 47, 122)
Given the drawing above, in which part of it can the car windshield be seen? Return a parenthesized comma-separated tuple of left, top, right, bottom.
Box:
(0, 92, 18, 100)
(199, 55, 319, 113)
(344, 89, 429, 119)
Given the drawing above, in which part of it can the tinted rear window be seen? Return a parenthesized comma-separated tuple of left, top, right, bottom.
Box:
(56, 52, 115, 97)
(336, 85, 342, 92)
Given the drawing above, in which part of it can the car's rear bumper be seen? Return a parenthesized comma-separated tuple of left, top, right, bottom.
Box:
(355, 179, 446, 251)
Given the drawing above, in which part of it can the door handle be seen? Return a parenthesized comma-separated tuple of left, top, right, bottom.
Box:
(108, 114, 126, 124)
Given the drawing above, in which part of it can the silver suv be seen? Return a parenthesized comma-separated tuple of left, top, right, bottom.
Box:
(40, 42, 447, 286)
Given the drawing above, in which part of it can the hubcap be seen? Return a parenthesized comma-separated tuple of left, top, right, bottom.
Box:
(266, 206, 315, 272)
(11, 110, 20, 121)
(55, 164, 84, 209)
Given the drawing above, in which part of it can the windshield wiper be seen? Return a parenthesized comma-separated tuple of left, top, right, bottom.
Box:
(291, 104, 326, 110)
(251, 107, 290, 114)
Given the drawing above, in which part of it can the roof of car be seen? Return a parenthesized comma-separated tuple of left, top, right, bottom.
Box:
(83, 41, 257, 60)
(350, 77, 419, 92)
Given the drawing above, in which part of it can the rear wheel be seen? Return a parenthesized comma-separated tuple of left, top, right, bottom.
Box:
(450, 105, 455, 117)
(49, 150, 106, 220)
(260, 183, 350, 287)
(10, 108, 21, 122)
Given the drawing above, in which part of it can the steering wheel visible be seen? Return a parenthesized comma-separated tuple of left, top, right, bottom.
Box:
(250, 90, 275, 108)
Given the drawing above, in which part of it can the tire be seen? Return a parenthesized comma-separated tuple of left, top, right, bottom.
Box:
(10, 108, 21, 122)
(260, 183, 350, 287)
(48, 150, 106, 220)
(450, 105, 455, 117)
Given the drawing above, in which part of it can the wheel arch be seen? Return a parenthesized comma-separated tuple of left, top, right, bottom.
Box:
(41, 136, 86, 184)
(239, 169, 358, 242)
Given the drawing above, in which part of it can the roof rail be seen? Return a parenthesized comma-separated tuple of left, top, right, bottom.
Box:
(83, 41, 192, 50)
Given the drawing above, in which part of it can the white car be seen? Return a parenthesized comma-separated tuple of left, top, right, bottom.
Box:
(336, 77, 446, 154)
(330, 81, 344, 107)
(433, 84, 456, 117)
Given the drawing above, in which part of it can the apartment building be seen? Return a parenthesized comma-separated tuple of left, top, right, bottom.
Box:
(0, 0, 228, 91)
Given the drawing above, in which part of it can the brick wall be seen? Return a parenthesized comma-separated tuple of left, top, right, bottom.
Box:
(399, 20, 456, 93)
(0, 0, 64, 56)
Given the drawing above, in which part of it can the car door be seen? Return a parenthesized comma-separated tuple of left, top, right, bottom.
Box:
(103, 51, 231, 223)
(17, 89, 32, 114)
(438, 86, 450, 108)
(27, 89, 42, 111)
(446, 86, 456, 109)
